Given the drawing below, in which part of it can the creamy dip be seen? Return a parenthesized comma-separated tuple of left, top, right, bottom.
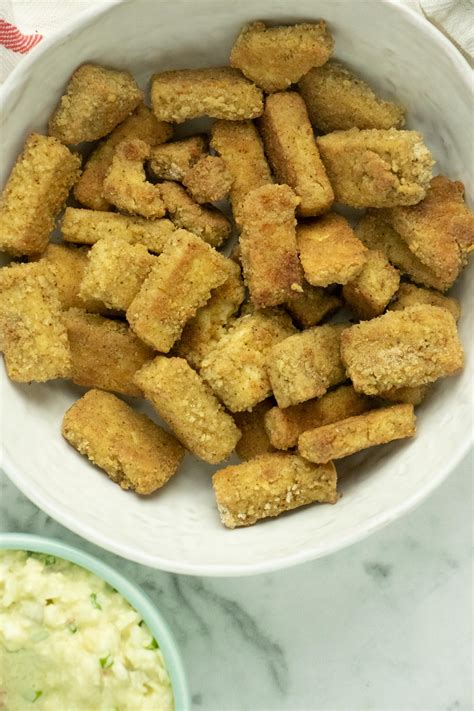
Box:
(0, 550, 174, 711)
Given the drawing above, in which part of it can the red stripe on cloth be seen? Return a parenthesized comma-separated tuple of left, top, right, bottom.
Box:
(0, 19, 43, 54)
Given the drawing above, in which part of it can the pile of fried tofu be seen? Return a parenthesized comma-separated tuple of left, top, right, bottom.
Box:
(0, 20, 472, 528)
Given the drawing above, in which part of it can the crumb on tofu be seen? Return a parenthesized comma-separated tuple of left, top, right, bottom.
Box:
(234, 400, 276, 461)
(285, 281, 342, 328)
(342, 249, 400, 319)
(378, 384, 430, 406)
(183, 155, 233, 204)
(148, 135, 207, 182)
(388, 282, 461, 321)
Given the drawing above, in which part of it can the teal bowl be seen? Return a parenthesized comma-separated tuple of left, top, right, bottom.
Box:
(0, 532, 190, 711)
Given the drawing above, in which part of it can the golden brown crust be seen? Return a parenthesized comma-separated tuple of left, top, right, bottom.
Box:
(148, 136, 207, 182)
(342, 249, 400, 319)
(317, 128, 434, 208)
(213, 453, 338, 528)
(62, 389, 184, 495)
(183, 156, 233, 204)
(388, 282, 461, 321)
(239, 184, 302, 308)
(234, 400, 276, 461)
(0, 133, 81, 256)
(298, 403, 416, 463)
(259, 92, 334, 217)
(230, 21, 334, 93)
(49, 63, 143, 144)
(285, 282, 341, 328)
(341, 304, 464, 395)
(134, 356, 241, 464)
(151, 67, 263, 123)
(378, 385, 429, 406)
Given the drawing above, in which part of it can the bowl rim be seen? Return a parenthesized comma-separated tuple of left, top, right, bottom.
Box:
(0, 532, 191, 710)
(0, 0, 472, 577)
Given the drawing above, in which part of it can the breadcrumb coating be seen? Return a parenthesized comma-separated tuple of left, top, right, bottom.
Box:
(260, 92, 334, 217)
(62, 389, 184, 495)
(341, 304, 464, 395)
(0, 262, 71, 382)
(297, 213, 367, 287)
(342, 249, 400, 319)
(103, 139, 165, 218)
(49, 63, 143, 144)
(299, 60, 405, 132)
(148, 136, 207, 182)
(388, 282, 461, 321)
(183, 156, 233, 204)
(317, 128, 434, 208)
(378, 385, 429, 406)
(240, 184, 302, 308)
(201, 310, 295, 412)
(213, 453, 338, 528)
(285, 281, 342, 328)
(234, 400, 276, 461)
(63, 308, 154, 397)
(230, 21, 334, 93)
(151, 67, 263, 123)
(299, 403, 416, 463)
(0, 133, 81, 256)
(135, 356, 241, 464)
(74, 103, 172, 211)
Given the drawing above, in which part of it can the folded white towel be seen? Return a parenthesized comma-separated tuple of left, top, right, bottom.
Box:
(420, 0, 474, 63)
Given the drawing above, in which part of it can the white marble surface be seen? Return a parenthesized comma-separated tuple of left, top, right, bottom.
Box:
(1, 450, 471, 711)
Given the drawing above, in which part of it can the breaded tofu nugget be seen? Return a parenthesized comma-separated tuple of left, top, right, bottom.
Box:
(49, 63, 143, 144)
(298, 60, 405, 132)
(102, 139, 165, 218)
(264, 384, 372, 450)
(74, 103, 172, 211)
(61, 207, 176, 253)
(135, 356, 241, 464)
(151, 67, 263, 123)
(240, 184, 302, 308)
(230, 21, 334, 93)
(148, 136, 207, 182)
(297, 213, 367, 287)
(378, 385, 429, 406)
(0, 262, 71, 382)
(299, 404, 416, 463)
(341, 305, 464, 395)
(0, 134, 81, 256)
(285, 282, 342, 328)
(62, 389, 184, 495)
(79, 239, 156, 311)
(213, 453, 338, 528)
(316, 128, 434, 208)
(388, 282, 461, 321)
(64, 308, 154, 397)
(201, 310, 295, 412)
(210, 120, 272, 227)
(234, 400, 275, 461)
(127, 230, 231, 352)
(176, 261, 245, 369)
(266, 324, 347, 408)
(260, 92, 334, 217)
(342, 249, 400, 319)
(183, 156, 233, 204)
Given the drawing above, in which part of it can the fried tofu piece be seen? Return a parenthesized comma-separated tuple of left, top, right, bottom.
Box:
(201, 310, 295, 412)
(285, 282, 342, 328)
(298, 60, 405, 132)
(102, 139, 165, 218)
(264, 384, 372, 450)
(342, 249, 400, 319)
(240, 184, 302, 308)
(299, 403, 416, 463)
(148, 136, 207, 182)
(316, 128, 434, 208)
(61, 207, 176, 254)
(74, 103, 172, 211)
(234, 400, 275, 461)
(341, 305, 464, 395)
(62, 389, 184, 495)
(175, 261, 245, 369)
(213, 453, 338, 528)
(49, 63, 143, 144)
(0, 134, 81, 256)
(388, 283, 461, 321)
(135, 356, 241, 464)
(0, 262, 71, 382)
(182, 156, 233, 204)
(230, 21, 334, 93)
(79, 239, 156, 311)
(63, 308, 153, 397)
(378, 385, 429, 406)
(260, 92, 334, 217)
(266, 324, 347, 408)
(210, 120, 272, 227)
(151, 67, 263, 123)
(159, 181, 231, 248)
(127, 230, 231, 352)
(297, 213, 367, 287)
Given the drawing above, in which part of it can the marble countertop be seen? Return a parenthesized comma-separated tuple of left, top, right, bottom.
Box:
(1, 450, 471, 711)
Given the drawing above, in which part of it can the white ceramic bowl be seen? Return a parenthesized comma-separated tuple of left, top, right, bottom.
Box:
(0, 0, 472, 576)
